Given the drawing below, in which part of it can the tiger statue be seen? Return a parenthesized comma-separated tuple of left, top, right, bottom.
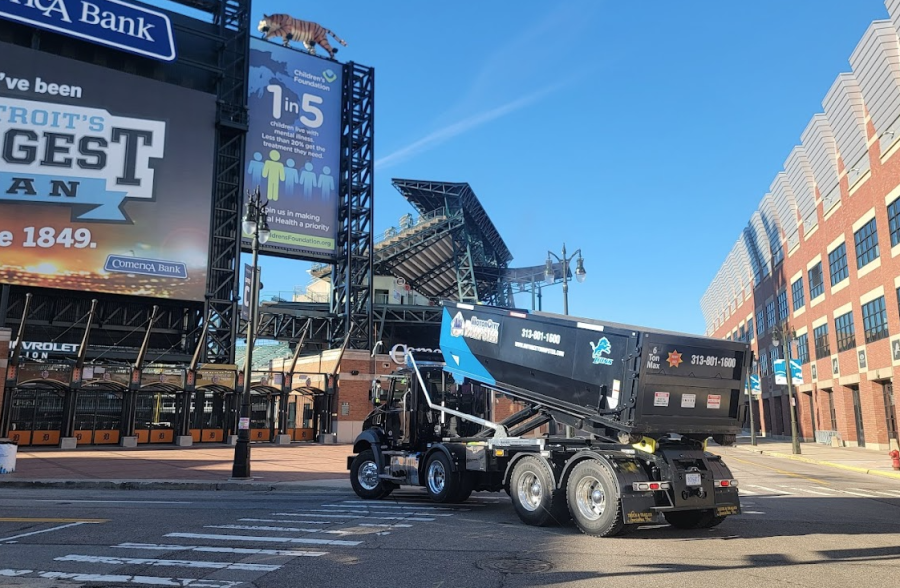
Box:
(257, 14, 347, 59)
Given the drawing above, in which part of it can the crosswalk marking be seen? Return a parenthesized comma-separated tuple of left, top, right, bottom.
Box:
(747, 485, 787, 494)
(873, 490, 900, 497)
(165, 532, 362, 547)
(290, 508, 453, 517)
(358, 523, 412, 528)
(205, 525, 348, 534)
(114, 543, 326, 557)
(272, 512, 435, 521)
(240, 518, 332, 525)
(322, 503, 466, 511)
(55, 554, 281, 572)
(0, 569, 241, 587)
(839, 489, 877, 497)
(782, 487, 837, 496)
(738, 489, 758, 496)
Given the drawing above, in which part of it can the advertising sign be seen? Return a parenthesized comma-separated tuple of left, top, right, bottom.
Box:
(774, 359, 803, 385)
(245, 37, 343, 259)
(0, 42, 216, 301)
(0, 0, 177, 62)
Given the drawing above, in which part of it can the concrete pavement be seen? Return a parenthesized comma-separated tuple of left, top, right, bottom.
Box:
(0, 436, 898, 491)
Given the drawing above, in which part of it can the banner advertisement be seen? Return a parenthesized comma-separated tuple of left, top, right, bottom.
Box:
(245, 37, 343, 259)
(0, 42, 216, 301)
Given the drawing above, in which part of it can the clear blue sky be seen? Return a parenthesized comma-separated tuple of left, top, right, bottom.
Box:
(168, 0, 890, 334)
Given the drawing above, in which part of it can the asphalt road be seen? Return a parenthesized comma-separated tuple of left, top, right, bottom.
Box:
(1, 453, 899, 588)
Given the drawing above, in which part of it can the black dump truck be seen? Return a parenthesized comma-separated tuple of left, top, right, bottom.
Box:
(348, 301, 751, 537)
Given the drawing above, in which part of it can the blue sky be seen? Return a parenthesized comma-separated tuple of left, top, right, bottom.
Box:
(167, 0, 890, 334)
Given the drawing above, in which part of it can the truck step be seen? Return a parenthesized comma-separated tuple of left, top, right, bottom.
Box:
(379, 474, 406, 482)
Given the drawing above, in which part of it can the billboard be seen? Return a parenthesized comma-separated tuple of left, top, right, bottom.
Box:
(245, 37, 343, 259)
(0, 42, 216, 301)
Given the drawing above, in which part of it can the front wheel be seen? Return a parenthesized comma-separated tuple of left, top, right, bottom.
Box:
(510, 457, 568, 526)
(566, 459, 626, 537)
(350, 449, 393, 499)
(425, 452, 460, 503)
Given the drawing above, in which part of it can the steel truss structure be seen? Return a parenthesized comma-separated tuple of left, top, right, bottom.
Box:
(0, 1, 251, 364)
(331, 62, 375, 350)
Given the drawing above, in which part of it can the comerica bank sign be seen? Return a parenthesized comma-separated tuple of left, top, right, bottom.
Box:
(0, 0, 176, 62)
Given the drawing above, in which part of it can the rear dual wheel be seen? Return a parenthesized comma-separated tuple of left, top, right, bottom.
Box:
(566, 459, 627, 537)
(509, 457, 569, 526)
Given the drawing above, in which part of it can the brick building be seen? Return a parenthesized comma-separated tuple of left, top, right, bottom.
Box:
(701, 0, 900, 451)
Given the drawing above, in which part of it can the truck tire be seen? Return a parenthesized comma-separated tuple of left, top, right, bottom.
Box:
(566, 459, 625, 537)
(425, 452, 460, 503)
(350, 449, 394, 500)
(509, 457, 568, 526)
(663, 509, 716, 529)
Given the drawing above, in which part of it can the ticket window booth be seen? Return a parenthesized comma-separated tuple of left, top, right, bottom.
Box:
(249, 387, 274, 442)
(289, 390, 318, 441)
(190, 387, 229, 443)
(135, 386, 180, 444)
(74, 385, 124, 445)
(7, 384, 66, 446)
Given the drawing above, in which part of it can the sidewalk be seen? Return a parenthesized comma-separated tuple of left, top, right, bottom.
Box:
(1, 437, 898, 492)
(721, 436, 900, 480)
(0, 443, 356, 491)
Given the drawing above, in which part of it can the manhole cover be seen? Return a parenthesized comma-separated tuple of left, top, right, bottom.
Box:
(477, 557, 553, 574)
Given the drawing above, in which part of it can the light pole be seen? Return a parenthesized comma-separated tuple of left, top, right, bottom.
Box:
(772, 324, 801, 455)
(545, 244, 586, 315)
(746, 353, 758, 447)
(232, 186, 270, 479)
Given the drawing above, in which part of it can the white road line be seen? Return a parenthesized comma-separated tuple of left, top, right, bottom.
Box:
(358, 523, 412, 528)
(165, 532, 361, 547)
(324, 503, 465, 511)
(240, 518, 332, 525)
(114, 543, 326, 557)
(840, 489, 877, 497)
(205, 525, 347, 534)
(295, 508, 453, 517)
(738, 489, 758, 496)
(272, 512, 434, 521)
(747, 485, 787, 494)
(339, 499, 489, 507)
(0, 522, 89, 543)
(874, 490, 900, 497)
(742, 511, 766, 515)
(782, 487, 838, 496)
(34, 500, 191, 504)
(55, 554, 280, 572)
(0, 569, 241, 587)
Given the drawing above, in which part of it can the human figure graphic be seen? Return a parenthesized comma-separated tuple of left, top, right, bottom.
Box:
(318, 166, 335, 200)
(284, 159, 300, 195)
(247, 152, 264, 189)
(262, 150, 285, 201)
(299, 161, 317, 199)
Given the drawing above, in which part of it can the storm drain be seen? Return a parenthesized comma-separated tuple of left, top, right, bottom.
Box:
(477, 557, 553, 574)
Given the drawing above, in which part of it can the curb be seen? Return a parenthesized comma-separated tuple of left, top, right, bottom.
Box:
(0, 478, 353, 492)
(737, 446, 900, 480)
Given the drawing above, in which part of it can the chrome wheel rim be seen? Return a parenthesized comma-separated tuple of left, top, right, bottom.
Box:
(574, 475, 606, 521)
(516, 472, 543, 512)
(427, 459, 446, 495)
(358, 460, 379, 491)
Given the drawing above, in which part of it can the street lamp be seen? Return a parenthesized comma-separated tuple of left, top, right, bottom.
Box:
(232, 186, 270, 479)
(772, 323, 801, 455)
(544, 243, 586, 315)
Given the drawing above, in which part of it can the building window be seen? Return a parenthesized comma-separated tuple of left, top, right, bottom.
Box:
(862, 295, 889, 343)
(854, 218, 880, 269)
(834, 311, 856, 352)
(770, 347, 779, 372)
(756, 309, 765, 336)
(889, 196, 900, 247)
(766, 300, 776, 329)
(747, 318, 755, 341)
(808, 262, 824, 299)
(828, 243, 849, 285)
(374, 289, 390, 304)
(760, 353, 769, 376)
(796, 333, 810, 364)
(777, 290, 789, 322)
(814, 324, 831, 359)
(824, 390, 838, 431)
(791, 277, 805, 311)
(739, 324, 746, 342)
